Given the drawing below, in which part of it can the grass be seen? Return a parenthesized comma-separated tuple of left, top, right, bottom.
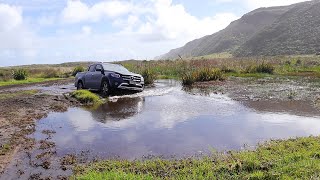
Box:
(0, 143, 11, 155)
(0, 77, 62, 86)
(71, 90, 102, 105)
(75, 136, 320, 179)
(77, 171, 154, 180)
(182, 68, 224, 85)
(0, 90, 39, 100)
(120, 55, 320, 84)
(141, 69, 157, 85)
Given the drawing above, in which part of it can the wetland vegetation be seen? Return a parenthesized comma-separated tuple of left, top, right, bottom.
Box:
(75, 136, 320, 180)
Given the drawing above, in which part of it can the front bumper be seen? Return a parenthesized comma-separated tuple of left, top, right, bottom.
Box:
(116, 82, 144, 91)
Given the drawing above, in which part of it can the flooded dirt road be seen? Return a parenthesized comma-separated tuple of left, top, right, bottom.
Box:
(2, 78, 320, 179)
(30, 80, 320, 157)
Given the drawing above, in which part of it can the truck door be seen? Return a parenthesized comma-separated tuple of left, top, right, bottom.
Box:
(84, 65, 96, 88)
(92, 64, 104, 89)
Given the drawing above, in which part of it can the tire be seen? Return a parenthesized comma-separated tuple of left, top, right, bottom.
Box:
(101, 80, 110, 97)
(77, 81, 84, 90)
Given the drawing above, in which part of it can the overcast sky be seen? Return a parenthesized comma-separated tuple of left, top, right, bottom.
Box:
(0, 0, 309, 66)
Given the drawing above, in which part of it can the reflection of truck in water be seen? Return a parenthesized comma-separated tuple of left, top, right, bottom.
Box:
(75, 63, 144, 96)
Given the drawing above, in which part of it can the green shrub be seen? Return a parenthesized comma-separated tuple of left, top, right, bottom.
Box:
(72, 66, 85, 76)
(12, 69, 28, 80)
(182, 72, 195, 86)
(71, 90, 102, 105)
(195, 68, 224, 82)
(182, 68, 224, 86)
(141, 69, 156, 85)
(255, 63, 274, 74)
(245, 63, 274, 74)
(295, 59, 302, 66)
(197, 68, 212, 81)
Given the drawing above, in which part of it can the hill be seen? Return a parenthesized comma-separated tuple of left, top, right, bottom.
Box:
(159, 0, 320, 59)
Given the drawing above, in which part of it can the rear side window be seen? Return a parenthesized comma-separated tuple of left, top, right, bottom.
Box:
(89, 65, 95, 72)
(96, 64, 103, 71)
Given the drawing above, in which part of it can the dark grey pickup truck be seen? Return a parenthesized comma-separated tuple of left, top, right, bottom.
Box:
(75, 63, 144, 96)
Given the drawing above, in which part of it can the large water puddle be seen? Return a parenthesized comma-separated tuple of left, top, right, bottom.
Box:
(32, 80, 320, 159)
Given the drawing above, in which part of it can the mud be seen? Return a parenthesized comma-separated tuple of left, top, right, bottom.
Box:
(0, 79, 80, 177)
(1, 76, 320, 179)
(192, 76, 320, 105)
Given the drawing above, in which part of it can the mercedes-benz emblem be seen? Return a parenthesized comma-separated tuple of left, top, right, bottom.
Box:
(131, 76, 134, 80)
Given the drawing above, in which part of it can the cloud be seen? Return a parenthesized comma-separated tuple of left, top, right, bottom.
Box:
(0, 4, 22, 31)
(135, 0, 238, 42)
(61, 0, 133, 23)
(0, 0, 239, 66)
(81, 25, 92, 35)
(0, 3, 38, 66)
(243, 0, 308, 9)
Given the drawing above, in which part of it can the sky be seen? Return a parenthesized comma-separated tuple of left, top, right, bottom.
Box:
(0, 0, 309, 66)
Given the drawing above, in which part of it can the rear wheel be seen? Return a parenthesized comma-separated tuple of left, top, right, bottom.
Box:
(101, 81, 110, 97)
(77, 81, 84, 90)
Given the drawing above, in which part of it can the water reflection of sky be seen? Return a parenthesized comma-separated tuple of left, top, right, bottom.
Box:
(34, 80, 320, 159)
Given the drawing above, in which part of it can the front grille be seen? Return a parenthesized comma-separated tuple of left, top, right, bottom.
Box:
(121, 75, 141, 82)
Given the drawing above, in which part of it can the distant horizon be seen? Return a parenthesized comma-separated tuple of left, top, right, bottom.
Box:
(0, 0, 309, 66)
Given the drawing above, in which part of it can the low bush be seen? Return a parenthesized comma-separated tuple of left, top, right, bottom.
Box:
(72, 66, 85, 77)
(196, 68, 224, 82)
(71, 90, 102, 105)
(141, 69, 156, 85)
(182, 72, 195, 86)
(12, 69, 28, 80)
(43, 69, 60, 78)
(182, 68, 224, 86)
(245, 63, 274, 74)
(255, 63, 274, 74)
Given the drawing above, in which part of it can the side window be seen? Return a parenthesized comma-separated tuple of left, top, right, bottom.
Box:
(96, 64, 103, 71)
(89, 65, 95, 72)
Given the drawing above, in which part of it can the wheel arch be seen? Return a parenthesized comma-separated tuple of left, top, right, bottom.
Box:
(101, 76, 111, 89)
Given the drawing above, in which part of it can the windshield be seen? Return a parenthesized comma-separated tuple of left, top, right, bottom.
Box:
(102, 63, 130, 74)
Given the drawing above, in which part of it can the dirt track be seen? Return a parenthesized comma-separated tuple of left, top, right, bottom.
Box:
(0, 79, 80, 175)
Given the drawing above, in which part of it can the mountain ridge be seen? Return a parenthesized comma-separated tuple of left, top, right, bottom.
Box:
(158, 0, 320, 59)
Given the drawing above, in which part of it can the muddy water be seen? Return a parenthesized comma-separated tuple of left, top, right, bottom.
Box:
(29, 79, 320, 159)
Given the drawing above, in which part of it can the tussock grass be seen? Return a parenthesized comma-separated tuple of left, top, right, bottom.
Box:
(244, 62, 275, 74)
(13, 69, 28, 80)
(141, 69, 156, 85)
(71, 90, 102, 105)
(75, 136, 320, 179)
(182, 68, 224, 86)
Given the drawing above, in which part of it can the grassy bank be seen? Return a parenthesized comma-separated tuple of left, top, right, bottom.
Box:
(0, 78, 63, 86)
(71, 90, 103, 105)
(0, 64, 87, 87)
(75, 136, 320, 179)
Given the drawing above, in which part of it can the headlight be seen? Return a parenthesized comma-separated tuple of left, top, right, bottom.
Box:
(110, 73, 121, 78)
(141, 76, 144, 82)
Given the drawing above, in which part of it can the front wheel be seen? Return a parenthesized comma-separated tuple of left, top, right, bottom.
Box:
(101, 81, 110, 97)
(77, 81, 84, 90)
